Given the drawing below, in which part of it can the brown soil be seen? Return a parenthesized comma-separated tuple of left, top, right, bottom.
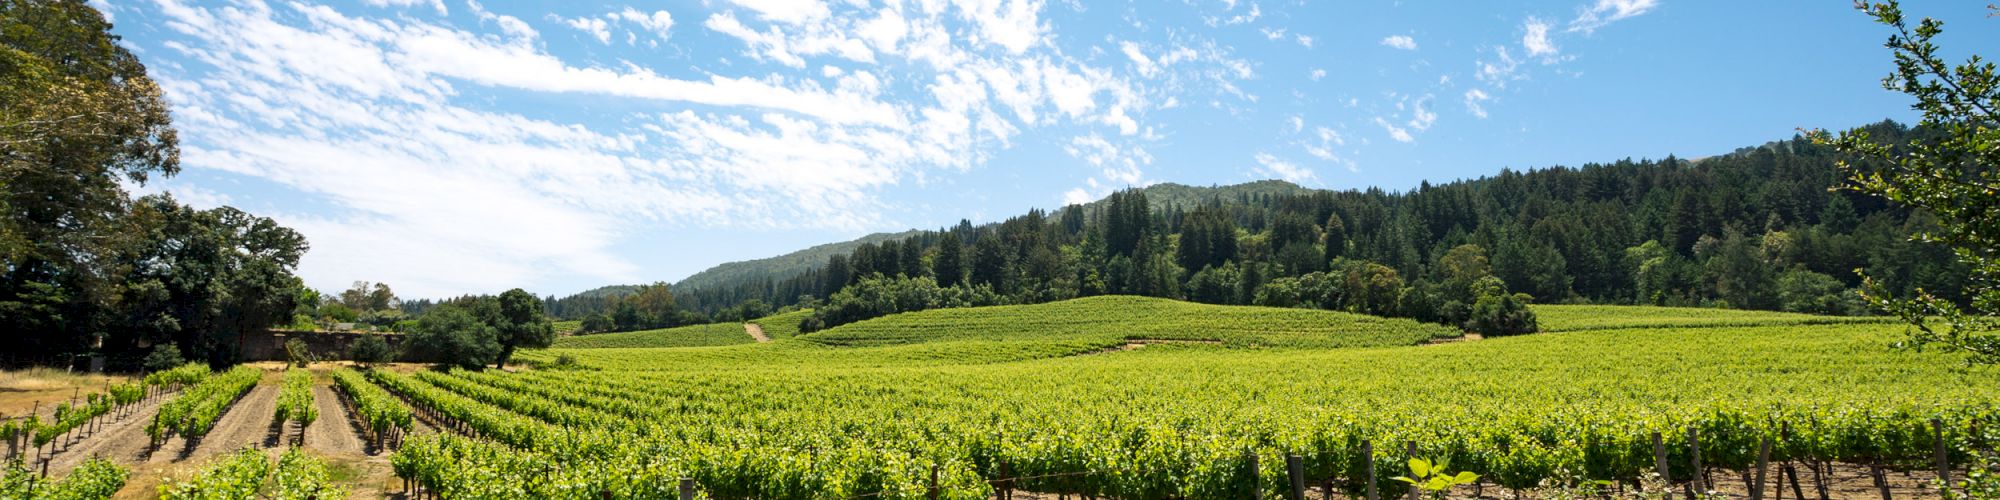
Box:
(745, 323, 771, 343)
(36, 390, 172, 474)
(1426, 333, 1485, 345)
(1079, 339, 1224, 356)
(303, 384, 366, 455)
(168, 382, 279, 462)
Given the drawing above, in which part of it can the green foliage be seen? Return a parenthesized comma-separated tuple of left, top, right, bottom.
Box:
(271, 448, 343, 500)
(160, 448, 269, 500)
(493, 288, 555, 368)
(2, 457, 128, 500)
(1532, 304, 1896, 333)
(748, 309, 814, 340)
(552, 323, 756, 349)
(145, 362, 210, 387)
(347, 333, 395, 365)
(802, 295, 1457, 349)
(801, 274, 1005, 333)
(273, 369, 316, 428)
(155, 447, 345, 500)
(414, 311, 1998, 498)
(143, 343, 189, 373)
(282, 339, 311, 368)
(1813, 1, 2000, 363)
(149, 366, 261, 443)
(1466, 293, 1539, 337)
(0, 0, 183, 361)
(405, 303, 502, 370)
(331, 368, 412, 436)
(1393, 458, 1479, 500)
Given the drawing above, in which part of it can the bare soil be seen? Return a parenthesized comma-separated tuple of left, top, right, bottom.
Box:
(176, 382, 280, 461)
(745, 323, 771, 343)
(37, 390, 172, 474)
(303, 384, 366, 455)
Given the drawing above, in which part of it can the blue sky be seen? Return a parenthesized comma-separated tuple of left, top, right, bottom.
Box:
(98, 0, 1997, 299)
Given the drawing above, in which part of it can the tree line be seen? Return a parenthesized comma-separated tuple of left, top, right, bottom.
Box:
(0, 0, 312, 369)
(660, 121, 1962, 335)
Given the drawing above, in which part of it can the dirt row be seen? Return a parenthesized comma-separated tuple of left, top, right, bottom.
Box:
(13, 367, 412, 499)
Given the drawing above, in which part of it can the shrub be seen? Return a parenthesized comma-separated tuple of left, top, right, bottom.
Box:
(1465, 292, 1539, 336)
(348, 333, 396, 366)
(283, 339, 313, 368)
(143, 343, 187, 373)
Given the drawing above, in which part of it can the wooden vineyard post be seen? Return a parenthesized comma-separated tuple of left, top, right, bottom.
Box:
(1687, 428, 1706, 496)
(679, 478, 695, 500)
(1653, 432, 1669, 489)
(1870, 464, 1891, 500)
(1404, 442, 1419, 500)
(1247, 450, 1262, 500)
(999, 461, 1013, 500)
(1363, 440, 1378, 500)
(928, 464, 940, 500)
(1286, 454, 1305, 500)
(1753, 436, 1771, 500)
(1934, 419, 1953, 495)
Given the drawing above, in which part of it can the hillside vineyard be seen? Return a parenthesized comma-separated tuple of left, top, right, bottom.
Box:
(333, 298, 2000, 498)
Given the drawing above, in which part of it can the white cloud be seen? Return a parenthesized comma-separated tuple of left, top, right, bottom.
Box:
(1295, 35, 1314, 48)
(1380, 35, 1417, 51)
(1120, 41, 1157, 77)
(1463, 88, 1492, 118)
(610, 8, 675, 43)
(725, 0, 829, 25)
(1407, 94, 1436, 132)
(1475, 46, 1522, 87)
(1309, 68, 1326, 81)
(140, 0, 1185, 297)
(1570, 0, 1658, 33)
(1522, 18, 1558, 57)
(361, 0, 445, 15)
(1374, 117, 1414, 143)
(565, 16, 611, 44)
(1253, 153, 1315, 183)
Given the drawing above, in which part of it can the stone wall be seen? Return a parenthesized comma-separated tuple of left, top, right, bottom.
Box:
(241, 330, 416, 362)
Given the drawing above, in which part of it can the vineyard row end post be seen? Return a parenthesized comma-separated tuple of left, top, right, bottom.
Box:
(1364, 440, 1378, 500)
(1285, 454, 1305, 500)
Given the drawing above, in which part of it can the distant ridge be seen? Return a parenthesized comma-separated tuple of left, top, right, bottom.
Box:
(668, 229, 923, 295)
(667, 180, 1310, 296)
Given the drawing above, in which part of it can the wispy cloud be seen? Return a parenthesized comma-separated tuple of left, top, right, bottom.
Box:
(1254, 152, 1316, 183)
(139, 0, 1234, 296)
(1380, 35, 1417, 51)
(1373, 117, 1414, 143)
(1522, 18, 1558, 57)
(1463, 89, 1492, 118)
(1569, 0, 1658, 33)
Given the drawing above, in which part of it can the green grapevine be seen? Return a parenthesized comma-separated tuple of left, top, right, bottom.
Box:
(149, 366, 261, 444)
(273, 369, 317, 428)
(330, 369, 411, 444)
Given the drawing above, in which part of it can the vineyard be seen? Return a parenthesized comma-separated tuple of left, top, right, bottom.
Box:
(553, 323, 759, 349)
(274, 369, 317, 445)
(2, 297, 1995, 498)
(386, 297, 2000, 499)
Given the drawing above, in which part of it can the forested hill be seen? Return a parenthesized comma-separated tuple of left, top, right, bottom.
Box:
(564, 121, 1965, 333)
(673, 230, 924, 294)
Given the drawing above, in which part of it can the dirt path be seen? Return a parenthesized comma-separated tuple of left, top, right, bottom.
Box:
(159, 383, 279, 462)
(303, 384, 366, 455)
(744, 323, 770, 343)
(39, 392, 172, 475)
